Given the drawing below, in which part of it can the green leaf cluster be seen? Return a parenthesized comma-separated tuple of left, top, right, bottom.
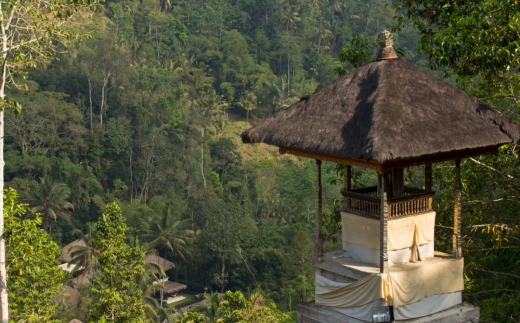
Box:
(176, 290, 293, 323)
(90, 203, 147, 323)
(4, 188, 66, 323)
(393, 0, 520, 113)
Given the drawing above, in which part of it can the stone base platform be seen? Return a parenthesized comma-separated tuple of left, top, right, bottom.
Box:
(297, 302, 479, 323)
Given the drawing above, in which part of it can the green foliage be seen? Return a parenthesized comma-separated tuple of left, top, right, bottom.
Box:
(209, 172, 224, 194)
(429, 150, 520, 321)
(178, 290, 292, 323)
(202, 202, 257, 292)
(0, 0, 98, 76)
(176, 311, 207, 323)
(336, 35, 375, 75)
(393, 0, 520, 114)
(103, 119, 129, 157)
(0, 100, 22, 115)
(394, 0, 520, 76)
(393, 1, 520, 319)
(5, 87, 87, 158)
(0, 0, 444, 319)
(4, 188, 66, 323)
(90, 203, 147, 323)
(210, 137, 243, 181)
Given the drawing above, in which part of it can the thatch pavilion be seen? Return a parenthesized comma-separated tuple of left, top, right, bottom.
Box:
(242, 31, 520, 323)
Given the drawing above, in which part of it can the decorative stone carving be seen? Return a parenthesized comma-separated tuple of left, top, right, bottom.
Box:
(379, 30, 393, 47)
(377, 30, 398, 60)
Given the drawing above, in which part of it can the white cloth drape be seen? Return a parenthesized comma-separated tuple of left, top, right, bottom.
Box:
(316, 271, 462, 321)
(315, 257, 463, 308)
(343, 241, 434, 267)
(342, 211, 436, 266)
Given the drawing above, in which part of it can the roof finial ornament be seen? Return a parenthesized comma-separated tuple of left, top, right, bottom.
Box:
(377, 30, 398, 60)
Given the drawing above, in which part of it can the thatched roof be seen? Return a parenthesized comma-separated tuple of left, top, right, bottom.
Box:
(163, 280, 187, 294)
(242, 59, 520, 167)
(70, 273, 90, 287)
(145, 254, 175, 272)
(53, 286, 80, 310)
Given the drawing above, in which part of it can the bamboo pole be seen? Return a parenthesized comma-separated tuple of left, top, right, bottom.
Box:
(425, 163, 432, 191)
(315, 160, 323, 257)
(345, 165, 352, 191)
(453, 159, 462, 259)
(344, 165, 351, 210)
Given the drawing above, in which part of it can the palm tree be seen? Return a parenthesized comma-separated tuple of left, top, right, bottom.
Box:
(30, 177, 74, 232)
(135, 255, 168, 322)
(142, 206, 194, 262)
(201, 89, 229, 134)
(68, 227, 97, 278)
(281, 7, 301, 31)
(315, 18, 333, 55)
(237, 92, 257, 124)
(329, 0, 345, 36)
(130, 237, 169, 308)
(139, 277, 167, 322)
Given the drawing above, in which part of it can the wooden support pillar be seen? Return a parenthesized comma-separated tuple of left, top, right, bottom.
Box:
(378, 173, 389, 273)
(315, 160, 323, 257)
(344, 165, 352, 191)
(453, 159, 462, 259)
(392, 168, 404, 197)
(425, 163, 432, 191)
(343, 165, 352, 211)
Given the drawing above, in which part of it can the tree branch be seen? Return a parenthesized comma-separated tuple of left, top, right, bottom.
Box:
(435, 224, 453, 230)
(473, 268, 520, 280)
(468, 246, 520, 251)
(5, 38, 40, 51)
(469, 157, 515, 180)
(468, 288, 520, 295)
(5, 6, 16, 31)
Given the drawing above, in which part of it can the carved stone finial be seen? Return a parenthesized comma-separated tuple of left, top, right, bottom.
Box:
(377, 30, 398, 60)
(379, 30, 393, 47)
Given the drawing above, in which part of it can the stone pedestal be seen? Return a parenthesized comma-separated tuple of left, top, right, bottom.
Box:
(297, 302, 480, 323)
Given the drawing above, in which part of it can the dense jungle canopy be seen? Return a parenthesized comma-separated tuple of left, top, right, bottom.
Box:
(2, 0, 520, 322)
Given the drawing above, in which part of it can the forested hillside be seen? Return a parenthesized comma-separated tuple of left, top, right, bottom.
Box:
(2, 0, 519, 322)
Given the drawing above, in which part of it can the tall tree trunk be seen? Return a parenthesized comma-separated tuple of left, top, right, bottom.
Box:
(164, 249, 167, 273)
(88, 78, 93, 133)
(314, 160, 323, 257)
(0, 20, 9, 322)
(43, 214, 49, 232)
(129, 152, 134, 204)
(100, 69, 112, 126)
(100, 85, 104, 126)
(161, 250, 166, 306)
(220, 257, 225, 293)
(0, 109, 6, 323)
(201, 128, 206, 187)
(156, 27, 160, 58)
(287, 54, 290, 96)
